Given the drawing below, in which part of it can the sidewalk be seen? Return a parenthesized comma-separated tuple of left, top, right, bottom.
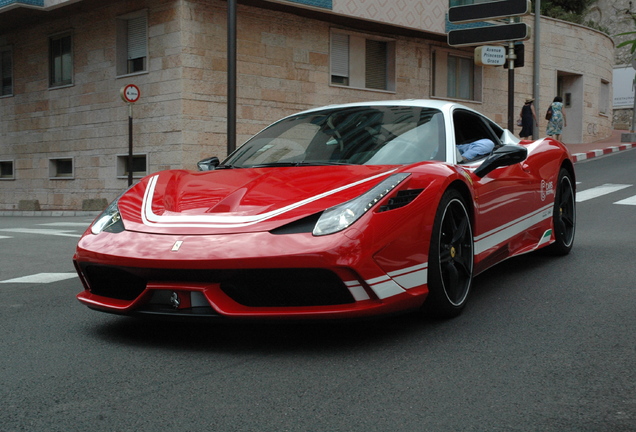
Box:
(565, 129, 635, 163)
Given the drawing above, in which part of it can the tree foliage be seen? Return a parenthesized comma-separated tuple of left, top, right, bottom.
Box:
(539, 0, 594, 16)
(536, 0, 609, 33)
(616, 15, 636, 62)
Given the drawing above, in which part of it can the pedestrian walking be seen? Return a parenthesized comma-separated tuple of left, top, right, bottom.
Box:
(518, 98, 537, 140)
(545, 96, 567, 142)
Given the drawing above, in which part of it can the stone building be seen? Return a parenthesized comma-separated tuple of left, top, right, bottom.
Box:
(0, 0, 614, 211)
(586, 0, 636, 128)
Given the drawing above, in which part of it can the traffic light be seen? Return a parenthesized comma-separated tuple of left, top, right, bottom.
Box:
(503, 43, 525, 68)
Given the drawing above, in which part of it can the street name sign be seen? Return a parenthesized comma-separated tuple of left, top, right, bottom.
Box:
(474, 45, 506, 66)
(449, 0, 531, 24)
(447, 22, 531, 47)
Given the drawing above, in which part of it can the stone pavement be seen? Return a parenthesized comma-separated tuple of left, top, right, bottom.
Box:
(565, 129, 636, 163)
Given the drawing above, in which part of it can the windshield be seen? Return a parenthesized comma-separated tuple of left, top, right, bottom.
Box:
(223, 106, 446, 167)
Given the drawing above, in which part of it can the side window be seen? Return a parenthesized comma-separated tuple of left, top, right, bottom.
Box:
(599, 79, 609, 115)
(117, 11, 148, 76)
(453, 110, 499, 163)
(49, 32, 73, 87)
(485, 118, 505, 141)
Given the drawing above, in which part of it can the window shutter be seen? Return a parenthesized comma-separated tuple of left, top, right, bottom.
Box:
(365, 40, 387, 90)
(127, 16, 147, 60)
(331, 33, 349, 78)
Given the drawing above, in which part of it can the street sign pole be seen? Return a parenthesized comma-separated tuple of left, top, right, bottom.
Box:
(120, 84, 140, 187)
(448, 0, 531, 132)
(507, 38, 516, 131)
(128, 104, 133, 186)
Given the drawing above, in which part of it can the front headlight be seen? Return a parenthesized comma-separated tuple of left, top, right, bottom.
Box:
(91, 199, 124, 234)
(313, 173, 410, 236)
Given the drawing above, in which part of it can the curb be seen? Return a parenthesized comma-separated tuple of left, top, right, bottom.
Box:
(571, 143, 635, 163)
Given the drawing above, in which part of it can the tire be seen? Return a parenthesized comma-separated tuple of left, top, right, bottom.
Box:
(423, 189, 474, 319)
(545, 168, 576, 255)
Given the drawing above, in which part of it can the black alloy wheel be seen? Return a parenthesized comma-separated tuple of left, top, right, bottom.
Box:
(546, 168, 576, 255)
(424, 189, 474, 319)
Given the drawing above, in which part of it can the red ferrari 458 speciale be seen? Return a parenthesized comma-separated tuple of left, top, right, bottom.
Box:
(74, 100, 576, 320)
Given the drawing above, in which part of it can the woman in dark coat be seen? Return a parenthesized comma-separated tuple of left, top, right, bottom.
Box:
(519, 98, 537, 140)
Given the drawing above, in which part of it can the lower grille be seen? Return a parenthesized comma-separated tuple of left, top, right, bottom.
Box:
(78, 264, 355, 307)
(220, 269, 353, 307)
(82, 265, 146, 301)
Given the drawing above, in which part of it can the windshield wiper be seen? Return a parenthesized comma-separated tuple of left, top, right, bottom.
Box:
(308, 161, 350, 166)
(215, 164, 238, 169)
(249, 162, 299, 168)
(249, 161, 350, 168)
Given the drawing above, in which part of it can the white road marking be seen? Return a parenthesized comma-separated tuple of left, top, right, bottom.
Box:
(0, 228, 81, 238)
(0, 273, 77, 284)
(38, 222, 90, 227)
(0, 235, 12, 239)
(615, 195, 636, 206)
(576, 184, 632, 202)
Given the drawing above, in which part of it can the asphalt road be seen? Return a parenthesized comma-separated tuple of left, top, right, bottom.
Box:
(1, 150, 635, 431)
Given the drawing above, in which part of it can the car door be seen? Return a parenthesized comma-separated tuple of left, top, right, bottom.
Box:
(451, 109, 545, 271)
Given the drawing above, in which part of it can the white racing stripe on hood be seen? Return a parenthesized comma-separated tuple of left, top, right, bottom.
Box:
(141, 170, 397, 228)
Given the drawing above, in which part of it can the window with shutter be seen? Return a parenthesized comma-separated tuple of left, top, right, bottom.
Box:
(127, 16, 147, 73)
(330, 31, 395, 92)
(117, 11, 148, 76)
(365, 40, 387, 90)
(331, 33, 349, 86)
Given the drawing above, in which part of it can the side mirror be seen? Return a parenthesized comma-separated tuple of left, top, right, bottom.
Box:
(197, 157, 220, 171)
(474, 145, 527, 178)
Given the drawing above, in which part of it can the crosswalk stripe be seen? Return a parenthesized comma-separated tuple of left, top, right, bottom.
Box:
(0, 228, 81, 238)
(39, 222, 90, 227)
(576, 184, 632, 202)
(0, 273, 77, 284)
(615, 195, 636, 206)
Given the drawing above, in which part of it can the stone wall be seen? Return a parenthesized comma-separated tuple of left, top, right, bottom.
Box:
(585, 0, 634, 65)
(537, 15, 615, 142)
(0, 0, 184, 210)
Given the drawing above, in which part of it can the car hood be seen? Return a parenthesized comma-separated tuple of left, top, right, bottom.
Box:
(117, 165, 401, 235)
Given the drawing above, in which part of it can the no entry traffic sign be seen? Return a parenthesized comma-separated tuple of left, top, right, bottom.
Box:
(120, 84, 141, 104)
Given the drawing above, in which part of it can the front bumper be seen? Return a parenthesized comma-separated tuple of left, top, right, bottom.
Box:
(74, 229, 428, 320)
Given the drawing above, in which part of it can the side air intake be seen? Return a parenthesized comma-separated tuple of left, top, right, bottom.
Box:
(378, 189, 423, 212)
